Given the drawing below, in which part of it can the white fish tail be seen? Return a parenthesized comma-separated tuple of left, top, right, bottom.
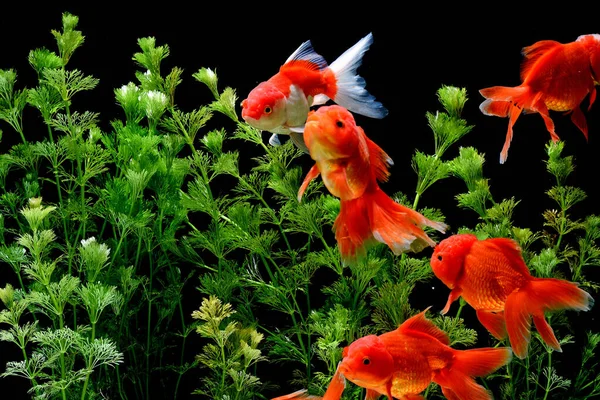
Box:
(328, 32, 388, 119)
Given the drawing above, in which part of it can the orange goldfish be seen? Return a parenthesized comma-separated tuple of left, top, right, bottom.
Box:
(241, 32, 388, 152)
(297, 105, 447, 264)
(479, 34, 600, 164)
(430, 233, 595, 359)
(272, 308, 512, 400)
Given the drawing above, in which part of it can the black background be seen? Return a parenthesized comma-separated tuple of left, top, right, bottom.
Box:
(1, 3, 600, 399)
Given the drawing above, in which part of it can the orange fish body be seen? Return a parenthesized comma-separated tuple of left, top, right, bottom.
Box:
(430, 234, 595, 358)
(479, 34, 600, 163)
(298, 105, 447, 264)
(270, 309, 512, 400)
(241, 33, 388, 152)
(338, 309, 512, 400)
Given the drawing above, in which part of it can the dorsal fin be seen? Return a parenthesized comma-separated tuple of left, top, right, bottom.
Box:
(284, 39, 328, 71)
(520, 40, 562, 81)
(399, 307, 450, 345)
(364, 134, 393, 183)
(477, 238, 532, 277)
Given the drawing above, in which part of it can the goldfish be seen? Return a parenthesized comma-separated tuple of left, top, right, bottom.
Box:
(272, 308, 512, 400)
(240, 32, 388, 153)
(430, 233, 595, 359)
(479, 34, 600, 164)
(297, 105, 447, 264)
(270, 389, 326, 400)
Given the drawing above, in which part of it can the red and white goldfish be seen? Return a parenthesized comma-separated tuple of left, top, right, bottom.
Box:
(241, 32, 388, 152)
(479, 34, 600, 163)
(273, 308, 512, 400)
(297, 105, 447, 264)
(430, 233, 595, 359)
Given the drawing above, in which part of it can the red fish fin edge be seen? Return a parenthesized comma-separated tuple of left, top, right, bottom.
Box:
(298, 164, 321, 202)
(476, 309, 507, 340)
(400, 307, 450, 345)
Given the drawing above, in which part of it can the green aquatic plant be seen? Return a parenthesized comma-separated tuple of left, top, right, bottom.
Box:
(191, 295, 265, 400)
(1, 11, 598, 400)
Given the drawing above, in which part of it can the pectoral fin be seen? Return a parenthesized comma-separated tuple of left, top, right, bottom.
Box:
(441, 288, 463, 315)
(290, 131, 310, 154)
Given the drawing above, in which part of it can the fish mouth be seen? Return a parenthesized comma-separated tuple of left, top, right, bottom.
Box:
(304, 120, 320, 131)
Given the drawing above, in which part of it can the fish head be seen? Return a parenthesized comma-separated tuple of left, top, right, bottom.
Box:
(241, 82, 287, 131)
(430, 233, 478, 289)
(338, 335, 394, 389)
(303, 105, 361, 161)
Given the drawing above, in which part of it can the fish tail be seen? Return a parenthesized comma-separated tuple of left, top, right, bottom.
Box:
(271, 389, 323, 400)
(369, 188, 448, 254)
(326, 32, 388, 119)
(433, 347, 512, 400)
(479, 86, 529, 164)
(479, 85, 530, 108)
(506, 278, 594, 358)
(334, 186, 447, 264)
(334, 196, 376, 265)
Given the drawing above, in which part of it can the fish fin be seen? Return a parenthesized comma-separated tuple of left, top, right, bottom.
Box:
(451, 347, 513, 377)
(476, 309, 507, 340)
(368, 187, 448, 253)
(588, 87, 597, 111)
(334, 185, 448, 264)
(532, 314, 561, 352)
(504, 287, 533, 359)
(479, 85, 530, 105)
(334, 197, 374, 265)
(530, 98, 561, 142)
(312, 94, 330, 106)
(479, 98, 512, 117)
(477, 238, 531, 277)
(504, 277, 592, 358)
(290, 131, 310, 154)
(569, 106, 589, 141)
(323, 362, 346, 400)
(289, 126, 305, 134)
(298, 164, 321, 202)
(363, 389, 380, 400)
(364, 133, 393, 183)
(269, 134, 282, 147)
(479, 87, 529, 164)
(440, 387, 461, 400)
(327, 32, 388, 119)
(284, 40, 328, 70)
(520, 40, 562, 81)
(433, 347, 512, 400)
(399, 307, 450, 345)
(271, 389, 321, 400)
(441, 288, 462, 315)
(500, 102, 522, 164)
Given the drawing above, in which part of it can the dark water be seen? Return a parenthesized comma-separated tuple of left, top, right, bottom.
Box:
(1, 4, 599, 399)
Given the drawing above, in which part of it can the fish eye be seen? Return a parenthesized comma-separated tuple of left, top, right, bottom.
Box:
(437, 255, 443, 261)
(362, 357, 370, 365)
(336, 120, 344, 128)
(264, 106, 272, 114)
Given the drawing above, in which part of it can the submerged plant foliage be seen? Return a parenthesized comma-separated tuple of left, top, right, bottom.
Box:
(0, 12, 598, 400)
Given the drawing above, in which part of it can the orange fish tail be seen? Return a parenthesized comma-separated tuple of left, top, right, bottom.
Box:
(334, 196, 376, 265)
(334, 187, 447, 264)
(479, 86, 531, 164)
(271, 389, 322, 400)
(322, 363, 346, 400)
(451, 347, 513, 377)
(368, 187, 447, 255)
(479, 86, 531, 107)
(505, 278, 594, 358)
(433, 347, 512, 400)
